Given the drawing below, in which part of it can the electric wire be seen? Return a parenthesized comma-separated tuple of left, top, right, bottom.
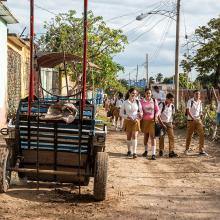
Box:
(129, 16, 168, 43)
(149, 17, 173, 63)
(181, 5, 192, 81)
(105, 1, 163, 22)
(27, 0, 58, 16)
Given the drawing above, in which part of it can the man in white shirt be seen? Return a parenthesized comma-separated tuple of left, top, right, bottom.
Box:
(185, 90, 207, 156)
(152, 86, 166, 102)
(158, 93, 178, 158)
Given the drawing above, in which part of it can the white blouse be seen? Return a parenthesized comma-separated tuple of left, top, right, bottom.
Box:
(120, 99, 143, 120)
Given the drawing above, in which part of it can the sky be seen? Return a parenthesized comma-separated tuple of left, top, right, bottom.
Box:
(5, 0, 220, 81)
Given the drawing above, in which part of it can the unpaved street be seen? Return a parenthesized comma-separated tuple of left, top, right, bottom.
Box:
(0, 129, 219, 220)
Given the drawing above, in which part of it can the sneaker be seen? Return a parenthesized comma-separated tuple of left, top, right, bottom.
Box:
(159, 150, 163, 157)
(169, 151, 178, 158)
(199, 151, 208, 156)
(151, 155, 156, 160)
(133, 153, 137, 159)
(127, 151, 132, 157)
(142, 151, 148, 157)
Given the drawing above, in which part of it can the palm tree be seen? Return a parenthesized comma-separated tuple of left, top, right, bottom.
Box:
(149, 77, 155, 86)
(156, 73, 163, 83)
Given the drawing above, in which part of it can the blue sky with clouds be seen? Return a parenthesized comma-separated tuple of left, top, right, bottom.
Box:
(5, 0, 220, 81)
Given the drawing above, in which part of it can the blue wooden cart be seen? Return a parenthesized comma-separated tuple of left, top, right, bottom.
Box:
(0, 52, 108, 201)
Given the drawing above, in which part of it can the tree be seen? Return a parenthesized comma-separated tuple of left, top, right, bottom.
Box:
(179, 73, 194, 89)
(162, 76, 173, 84)
(181, 15, 220, 88)
(149, 76, 155, 85)
(156, 73, 163, 83)
(38, 10, 128, 92)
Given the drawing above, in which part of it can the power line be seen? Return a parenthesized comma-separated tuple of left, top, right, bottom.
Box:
(129, 16, 168, 43)
(105, 1, 163, 22)
(26, 0, 58, 16)
(149, 17, 173, 63)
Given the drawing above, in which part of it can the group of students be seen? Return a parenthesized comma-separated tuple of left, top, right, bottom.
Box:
(118, 87, 220, 160)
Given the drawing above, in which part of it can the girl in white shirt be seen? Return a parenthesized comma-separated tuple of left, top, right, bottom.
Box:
(120, 88, 143, 158)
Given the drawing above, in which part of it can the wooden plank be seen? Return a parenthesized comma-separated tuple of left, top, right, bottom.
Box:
(17, 164, 87, 183)
(22, 150, 88, 166)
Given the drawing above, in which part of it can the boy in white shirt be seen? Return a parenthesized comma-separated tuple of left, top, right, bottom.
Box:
(158, 93, 178, 158)
(185, 90, 207, 156)
(152, 86, 166, 102)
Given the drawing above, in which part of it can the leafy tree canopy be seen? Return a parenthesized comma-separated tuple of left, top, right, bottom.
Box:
(38, 10, 128, 92)
(181, 15, 220, 88)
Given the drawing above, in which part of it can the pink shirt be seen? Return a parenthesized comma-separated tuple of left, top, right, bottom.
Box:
(140, 98, 159, 121)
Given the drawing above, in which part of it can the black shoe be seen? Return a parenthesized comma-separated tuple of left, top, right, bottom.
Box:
(199, 151, 208, 156)
(169, 151, 178, 158)
(151, 155, 156, 160)
(133, 153, 137, 159)
(159, 150, 163, 157)
(127, 151, 132, 157)
(142, 151, 148, 157)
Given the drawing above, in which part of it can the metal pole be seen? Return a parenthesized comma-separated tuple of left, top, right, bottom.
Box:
(174, 0, 180, 109)
(81, 0, 88, 109)
(146, 53, 149, 88)
(136, 64, 138, 86)
(28, 0, 34, 115)
(78, 0, 88, 195)
(129, 72, 131, 87)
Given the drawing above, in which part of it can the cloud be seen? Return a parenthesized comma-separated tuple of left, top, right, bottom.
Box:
(5, 0, 220, 80)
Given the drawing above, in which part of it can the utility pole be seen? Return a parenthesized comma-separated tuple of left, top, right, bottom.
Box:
(129, 72, 131, 87)
(174, 0, 181, 109)
(136, 64, 138, 86)
(145, 53, 149, 88)
(28, 0, 34, 115)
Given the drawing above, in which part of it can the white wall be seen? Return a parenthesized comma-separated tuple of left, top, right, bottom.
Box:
(41, 68, 53, 97)
(0, 19, 7, 127)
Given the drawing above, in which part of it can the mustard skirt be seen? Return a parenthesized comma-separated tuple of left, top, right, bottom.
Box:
(123, 119, 141, 132)
(141, 120, 155, 136)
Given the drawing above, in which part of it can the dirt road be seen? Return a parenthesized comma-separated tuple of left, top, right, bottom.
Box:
(0, 129, 219, 220)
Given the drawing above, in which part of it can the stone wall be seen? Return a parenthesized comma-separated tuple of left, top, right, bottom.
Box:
(7, 47, 21, 118)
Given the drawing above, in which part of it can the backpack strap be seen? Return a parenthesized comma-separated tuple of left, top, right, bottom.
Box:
(159, 101, 165, 113)
(136, 99, 140, 113)
(153, 98, 156, 121)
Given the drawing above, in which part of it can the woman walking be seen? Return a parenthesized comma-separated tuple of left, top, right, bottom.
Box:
(120, 88, 143, 158)
(141, 88, 160, 160)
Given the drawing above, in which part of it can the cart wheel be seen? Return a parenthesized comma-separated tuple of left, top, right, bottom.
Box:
(94, 152, 108, 201)
(0, 147, 11, 193)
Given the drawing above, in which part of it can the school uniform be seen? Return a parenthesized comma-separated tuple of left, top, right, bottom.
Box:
(159, 102, 175, 153)
(113, 99, 124, 118)
(120, 99, 142, 132)
(120, 99, 143, 157)
(140, 98, 159, 137)
(152, 90, 166, 102)
(185, 98, 204, 152)
(112, 99, 124, 129)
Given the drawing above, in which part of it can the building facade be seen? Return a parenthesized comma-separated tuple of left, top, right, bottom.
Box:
(7, 34, 30, 117)
(0, 3, 17, 127)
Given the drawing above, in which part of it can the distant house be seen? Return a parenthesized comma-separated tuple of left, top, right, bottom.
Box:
(0, 2, 18, 127)
(151, 83, 175, 92)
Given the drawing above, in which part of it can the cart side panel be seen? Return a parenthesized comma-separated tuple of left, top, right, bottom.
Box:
(16, 99, 95, 183)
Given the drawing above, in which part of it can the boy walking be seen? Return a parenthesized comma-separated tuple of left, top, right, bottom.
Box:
(185, 90, 208, 156)
(158, 93, 178, 158)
